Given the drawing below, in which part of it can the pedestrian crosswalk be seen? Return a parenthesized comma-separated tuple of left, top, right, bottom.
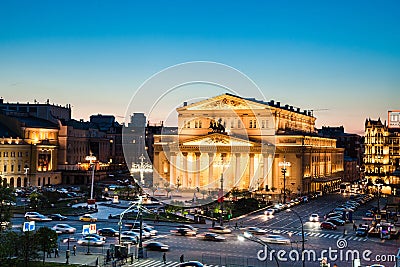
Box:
(260, 228, 368, 242)
(124, 259, 224, 267)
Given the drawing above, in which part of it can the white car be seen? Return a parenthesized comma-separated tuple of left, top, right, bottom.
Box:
(246, 227, 267, 235)
(121, 231, 140, 242)
(262, 234, 291, 245)
(208, 226, 232, 234)
(264, 209, 275, 216)
(309, 214, 319, 222)
(77, 236, 105, 246)
(27, 214, 52, 222)
(130, 229, 151, 239)
(52, 224, 76, 234)
(24, 212, 41, 220)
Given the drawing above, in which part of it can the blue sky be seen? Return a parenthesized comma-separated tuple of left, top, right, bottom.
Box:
(0, 0, 399, 134)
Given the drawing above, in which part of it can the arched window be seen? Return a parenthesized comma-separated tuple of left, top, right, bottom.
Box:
(42, 177, 46, 186)
(17, 177, 21, 187)
(48, 177, 50, 185)
(3, 178, 7, 187)
(38, 178, 40, 187)
(10, 177, 14, 188)
(24, 177, 27, 187)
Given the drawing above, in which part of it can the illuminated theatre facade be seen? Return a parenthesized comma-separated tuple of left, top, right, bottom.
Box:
(152, 94, 344, 196)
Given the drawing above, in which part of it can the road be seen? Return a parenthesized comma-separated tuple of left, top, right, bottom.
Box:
(11, 193, 399, 267)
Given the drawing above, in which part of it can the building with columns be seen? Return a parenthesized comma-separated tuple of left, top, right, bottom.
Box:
(152, 94, 344, 197)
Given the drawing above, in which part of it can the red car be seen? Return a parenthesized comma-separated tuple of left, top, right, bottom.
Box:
(320, 221, 337, 230)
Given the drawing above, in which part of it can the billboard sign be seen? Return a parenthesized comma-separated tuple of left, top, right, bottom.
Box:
(388, 111, 400, 129)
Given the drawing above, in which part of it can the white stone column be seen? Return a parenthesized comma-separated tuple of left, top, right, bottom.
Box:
(208, 153, 214, 189)
(195, 152, 201, 188)
(249, 153, 255, 190)
(235, 153, 241, 187)
(170, 153, 176, 186)
(182, 152, 188, 188)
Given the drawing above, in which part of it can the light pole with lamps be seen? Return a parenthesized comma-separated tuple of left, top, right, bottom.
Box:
(279, 157, 291, 204)
(24, 167, 29, 187)
(286, 208, 305, 267)
(215, 155, 229, 226)
(130, 154, 153, 186)
(85, 154, 97, 204)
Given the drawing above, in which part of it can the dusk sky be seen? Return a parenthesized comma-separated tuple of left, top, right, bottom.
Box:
(1, 1, 399, 135)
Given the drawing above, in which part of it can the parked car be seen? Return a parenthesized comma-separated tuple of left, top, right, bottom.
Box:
(98, 228, 119, 237)
(144, 241, 169, 251)
(208, 226, 232, 234)
(79, 214, 97, 222)
(49, 214, 67, 221)
(202, 233, 226, 241)
(77, 236, 105, 246)
(309, 214, 319, 222)
(52, 224, 76, 234)
(320, 221, 337, 230)
(246, 227, 267, 235)
(262, 235, 291, 244)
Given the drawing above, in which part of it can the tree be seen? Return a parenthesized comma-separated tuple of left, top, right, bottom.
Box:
(200, 190, 207, 199)
(0, 184, 15, 231)
(35, 227, 58, 264)
(164, 182, 173, 198)
(150, 186, 157, 196)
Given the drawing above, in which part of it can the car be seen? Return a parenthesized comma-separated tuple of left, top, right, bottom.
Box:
(264, 209, 275, 216)
(356, 227, 368, 237)
(79, 214, 97, 222)
(24, 212, 41, 220)
(27, 214, 52, 222)
(202, 232, 226, 241)
(98, 228, 119, 237)
(120, 231, 140, 242)
(262, 234, 291, 245)
(144, 241, 169, 251)
(309, 214, 319, 222)
(130, 229, 151, 239)
(246, 227, 267, 235)
(52, 224, 76, 233)
(77, 236, 105, 246)
(179, 261, 204, 267)
(49, 214, 67, 221)
(127, 221, 149, 229)
(143, 226, 158, 236)
(83, 233, 106, 241)
(120, 235, 138, 245)
(326, 218, 345, 226)
(171, 228, 197, 236)
(325, 212, 342, 219)
(177, 224, 198, 232)
(320, 221, 337, 230)
(208, 226, 232, 234)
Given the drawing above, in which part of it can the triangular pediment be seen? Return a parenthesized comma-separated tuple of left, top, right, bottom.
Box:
(181, 133, 257, 147)
(178, 93, 268, 111)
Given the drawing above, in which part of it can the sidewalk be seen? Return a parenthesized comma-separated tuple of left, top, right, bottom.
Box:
(46, 252, 104, 266)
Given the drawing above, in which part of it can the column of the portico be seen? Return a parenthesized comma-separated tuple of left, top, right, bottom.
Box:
(182, 152, 188, 188)
(267, 154, 273, 189)
(249, 153, 255, 190)
(195, 152, 201, 188)
(170, 153, 177, 186)
(208, 153, 214, 189)
(235, 153, 241, 187)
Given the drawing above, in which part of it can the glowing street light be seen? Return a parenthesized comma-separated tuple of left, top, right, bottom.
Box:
(131, 154, 153, 185)
(85, 154, 97, 203)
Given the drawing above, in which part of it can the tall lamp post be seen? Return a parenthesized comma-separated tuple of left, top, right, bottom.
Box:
(215, 155, 229, 226)
(85, 154, 97, 204)
(131, 154, 153, 186)
(24, 167, 29, 187)
(287, 209, 305, 267)
(279, 157, 291, 204)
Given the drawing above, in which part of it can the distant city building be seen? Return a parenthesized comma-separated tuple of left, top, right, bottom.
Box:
(364, 118, 400, 190)
(318, 126, 364, 183)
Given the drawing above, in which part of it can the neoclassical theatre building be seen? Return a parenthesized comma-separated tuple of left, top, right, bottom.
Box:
(152, 94, 344, 196)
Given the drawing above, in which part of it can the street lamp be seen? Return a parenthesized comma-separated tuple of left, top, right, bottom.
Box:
(375, 181, 383, 215)
(85, 154, 97, 203)
(279, 157, 291, 204)
(286, 208, 305, 267)
(215, 155, 229, 226)
(24, 166, 29, 187)
(238, 231, 280, 267)
(130, 154, 153, 186)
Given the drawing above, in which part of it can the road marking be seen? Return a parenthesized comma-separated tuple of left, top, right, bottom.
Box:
(126, 258, 220, 266)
